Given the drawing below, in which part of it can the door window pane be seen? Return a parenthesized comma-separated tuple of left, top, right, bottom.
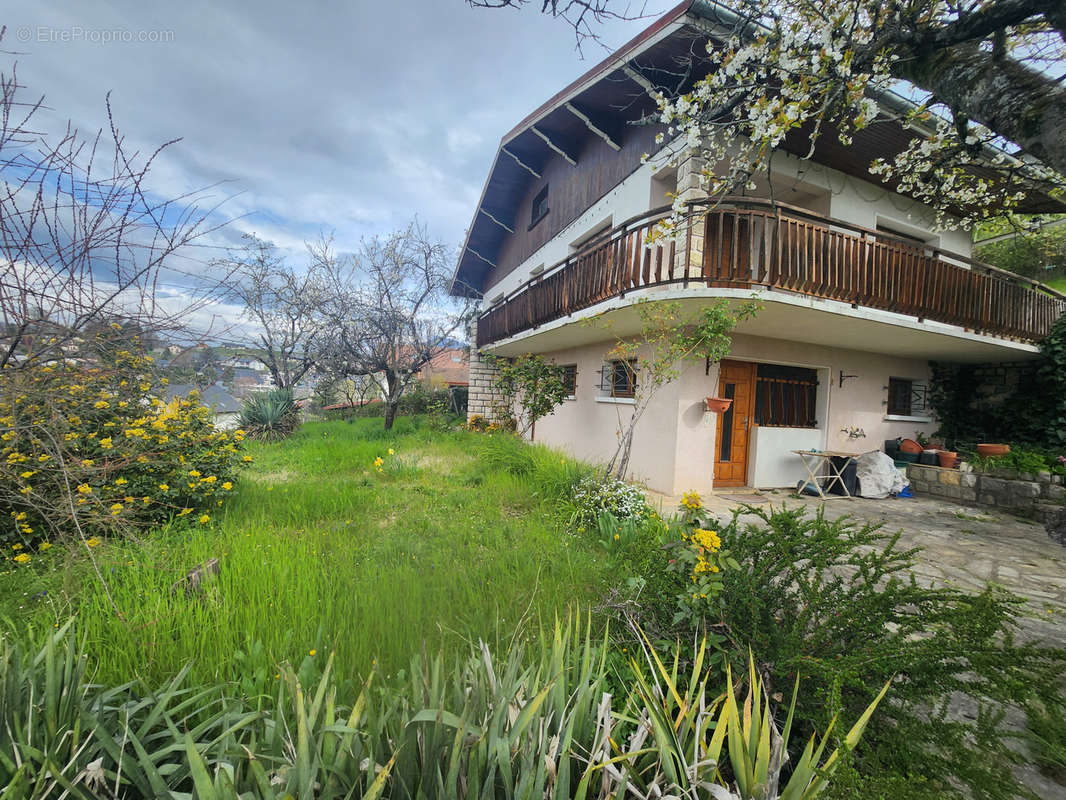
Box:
(719, 382, 736, 462)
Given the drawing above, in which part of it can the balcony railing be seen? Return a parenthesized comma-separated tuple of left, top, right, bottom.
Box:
(476, 198, 1066, 348)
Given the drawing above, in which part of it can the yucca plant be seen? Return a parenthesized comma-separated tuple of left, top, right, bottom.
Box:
(719, 654, 890, 800)
(239, 388, 300, 441)
(0, 616, 889, 799)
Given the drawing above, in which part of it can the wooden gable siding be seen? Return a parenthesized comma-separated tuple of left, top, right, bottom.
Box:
(483, 123, 662, 293)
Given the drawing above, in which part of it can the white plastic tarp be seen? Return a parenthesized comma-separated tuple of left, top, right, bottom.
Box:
(856, 450, 908, 498)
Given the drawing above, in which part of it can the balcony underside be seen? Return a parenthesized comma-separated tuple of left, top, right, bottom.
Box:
(482, 287, 1042, 363)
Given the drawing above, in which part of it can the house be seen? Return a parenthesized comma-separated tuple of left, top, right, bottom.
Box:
(416, 347, 470, 389)
(164, 383, 242, 430)
(451, 1, 1066, 496)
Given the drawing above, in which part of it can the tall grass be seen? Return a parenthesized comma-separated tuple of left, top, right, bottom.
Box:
(0, 616, 881, 799)
(1, 420, 605, 691)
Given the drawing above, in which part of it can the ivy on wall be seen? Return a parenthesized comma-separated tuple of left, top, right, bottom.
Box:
(929, 315, 1066, 448)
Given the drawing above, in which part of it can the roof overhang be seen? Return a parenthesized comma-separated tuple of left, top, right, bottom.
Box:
(451, 0, 1065, 298)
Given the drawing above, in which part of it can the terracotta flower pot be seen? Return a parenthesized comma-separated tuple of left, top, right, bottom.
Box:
(977, 443, 1011, 458)
(938, 450, 958, 469)
(899, 438, 923, 454)
(705, 397, 733, 413)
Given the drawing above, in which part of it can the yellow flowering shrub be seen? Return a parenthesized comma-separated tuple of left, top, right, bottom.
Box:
(0, 334, 245, 544)
(664, 490, 740, 625)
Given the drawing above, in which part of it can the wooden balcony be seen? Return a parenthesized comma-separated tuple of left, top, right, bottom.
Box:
(476, 199, 1066, 349)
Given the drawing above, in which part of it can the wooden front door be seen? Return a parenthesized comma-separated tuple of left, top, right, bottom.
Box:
(713, 360, 756, 487)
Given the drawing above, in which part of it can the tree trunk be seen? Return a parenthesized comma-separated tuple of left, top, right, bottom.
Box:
(383, 369, 401, 430)
(893, 41, 1066, 177)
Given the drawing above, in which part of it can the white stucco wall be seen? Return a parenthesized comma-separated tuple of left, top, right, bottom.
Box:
(526, 332, 937, 496)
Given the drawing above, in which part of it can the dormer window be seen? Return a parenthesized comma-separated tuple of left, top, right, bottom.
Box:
(529, 185, 549, 230)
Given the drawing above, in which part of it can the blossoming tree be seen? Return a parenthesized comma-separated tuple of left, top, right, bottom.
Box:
(483, 0, 1066, 228)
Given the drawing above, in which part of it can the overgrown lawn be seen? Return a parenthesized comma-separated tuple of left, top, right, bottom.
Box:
(0, 418, 607, 688)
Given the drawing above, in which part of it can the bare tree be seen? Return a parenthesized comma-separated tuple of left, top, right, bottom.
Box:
(0, 28, 226, 369)
(467, 0, 649, 49)
(213, 234, 328, 389)
(318, 222, 473, 430)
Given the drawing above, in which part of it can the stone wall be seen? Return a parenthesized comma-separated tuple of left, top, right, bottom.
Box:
(968, 361, 1040, 406)
(467, 348, 506, 422)
(907, 463, 1065, 522)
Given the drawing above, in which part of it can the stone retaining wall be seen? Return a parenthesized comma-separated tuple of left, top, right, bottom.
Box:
(907, 463, 1065, 522)
(467, 348, 506, 422)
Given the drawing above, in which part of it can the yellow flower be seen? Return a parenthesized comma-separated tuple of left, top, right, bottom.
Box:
(692, 528, 721, 552)
(38, 542, 51, 551)
(13, 512, 26, 521)
(114, 477, 128, 485)
(12, 543, 23, 550)
(81, 459, 95, 467)
(76, 483, 92, 494)
(13, 553, 30, 564)
(110, 503, 124, 513)
(373, 457, 384, 467)
(388, 448, 395, 455)
(93, 400, 110, 409)
(85, 537, 101, 548)
(99, 437, 113, 449)
(221, 481, 233, 491)
(202, 475, 216, 483)
(613, 533, 620, 541)
(20, 470, 35, 479)
(242, 455, 253, 463)
(199, 514, 210, 524)
(177, 508, 192, 516)
(309, 649, 317, 656)
(681, 491, 702, 510)
(188, 470, 201, 478)
(158, 483, 169, 491)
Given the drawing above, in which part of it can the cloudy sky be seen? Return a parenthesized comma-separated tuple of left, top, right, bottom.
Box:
(5, 0, 674, 271)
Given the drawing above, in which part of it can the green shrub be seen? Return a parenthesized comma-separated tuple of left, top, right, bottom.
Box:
(642, 504, 1066, 800)
(239, 388, 300, 441)
(0, 339, 244, 546)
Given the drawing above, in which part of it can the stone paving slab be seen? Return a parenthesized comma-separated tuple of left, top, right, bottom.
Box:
(646, 488, 1066, 646)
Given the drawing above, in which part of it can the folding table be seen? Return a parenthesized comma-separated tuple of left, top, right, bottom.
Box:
(792, 449, 863, 500)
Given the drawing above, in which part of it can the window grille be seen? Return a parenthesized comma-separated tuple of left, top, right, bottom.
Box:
(600, 359, 637, 398)
(887, 377, 928, 416)
(753, 365, 818, 428)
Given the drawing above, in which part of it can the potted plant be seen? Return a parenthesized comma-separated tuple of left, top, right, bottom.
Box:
(705, 396, 733, 413)
(938, 450, 959, 469)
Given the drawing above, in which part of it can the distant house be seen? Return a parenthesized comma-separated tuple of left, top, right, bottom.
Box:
(417, 348, 469, 388)
(165, 383, 242, 430)
(451, 1, 1066, 495)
